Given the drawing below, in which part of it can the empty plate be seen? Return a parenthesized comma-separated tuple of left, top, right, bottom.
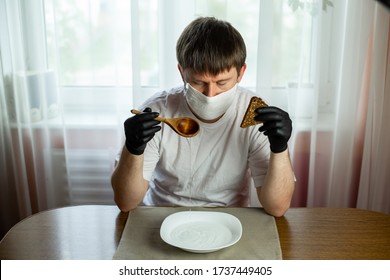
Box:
(160, 211, 242, 253)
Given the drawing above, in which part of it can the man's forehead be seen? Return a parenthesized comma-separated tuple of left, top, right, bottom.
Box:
(185, 67, 237, 80)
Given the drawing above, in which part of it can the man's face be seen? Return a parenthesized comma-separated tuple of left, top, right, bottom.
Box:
(179, 65, 246, 97)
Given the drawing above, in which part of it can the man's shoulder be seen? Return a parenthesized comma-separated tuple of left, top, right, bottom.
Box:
(142, 86, 184, 105)
(158, 86, 185, 97)
(235, 86, 260, 107)
(237, 85, 257, 97)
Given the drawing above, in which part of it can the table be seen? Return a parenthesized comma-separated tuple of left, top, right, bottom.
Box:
(0, 206, 389, 260)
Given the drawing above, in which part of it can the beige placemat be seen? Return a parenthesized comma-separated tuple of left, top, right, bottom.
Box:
(113, 207, 282, 260)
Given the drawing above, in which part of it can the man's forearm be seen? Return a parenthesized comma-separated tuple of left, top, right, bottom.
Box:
(257, 149, 295, 217)
(111, 146, 149, 212)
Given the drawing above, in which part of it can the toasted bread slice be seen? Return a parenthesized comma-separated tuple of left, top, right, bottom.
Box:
(240, 96, 268, 128)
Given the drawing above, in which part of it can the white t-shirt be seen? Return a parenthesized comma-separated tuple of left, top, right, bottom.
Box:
(140, 85, 270, 207)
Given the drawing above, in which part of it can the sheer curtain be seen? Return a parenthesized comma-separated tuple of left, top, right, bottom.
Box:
(289, 0, 390, 213)
(0, 0, 389, 239)
(0, 0, 68, 238)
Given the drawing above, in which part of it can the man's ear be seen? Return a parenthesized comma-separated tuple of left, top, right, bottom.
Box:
(178, 64, 184, 81)
(237, 64, 247, 83)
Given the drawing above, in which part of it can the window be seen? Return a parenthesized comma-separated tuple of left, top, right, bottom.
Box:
(45, 0, 133, 86)
(1, 0, 336, 207)
(44, 0, 324, 90)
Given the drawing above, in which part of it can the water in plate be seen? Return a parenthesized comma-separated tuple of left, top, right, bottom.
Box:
(170, 221, 232, 250)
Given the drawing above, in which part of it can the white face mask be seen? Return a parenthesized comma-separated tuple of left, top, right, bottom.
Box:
(185, 83, 237, 120)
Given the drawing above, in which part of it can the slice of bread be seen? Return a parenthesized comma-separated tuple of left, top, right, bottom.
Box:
(240, 96, 268, 128)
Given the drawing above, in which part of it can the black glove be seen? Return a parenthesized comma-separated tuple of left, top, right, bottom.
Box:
(254, 106, 292, 153)
(124, 107, 161, 155)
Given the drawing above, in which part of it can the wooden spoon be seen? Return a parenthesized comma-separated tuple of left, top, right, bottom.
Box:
(131, 109, 200, 137)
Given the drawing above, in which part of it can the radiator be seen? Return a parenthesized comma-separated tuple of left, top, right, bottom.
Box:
(52, 149, 115, 205)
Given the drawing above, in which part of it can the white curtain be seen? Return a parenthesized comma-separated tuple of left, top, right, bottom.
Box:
(289, 0, 390, 214)
(0, 0, 68, 237)
(356, 2, 390, 212)
(1, 0, 389, 238)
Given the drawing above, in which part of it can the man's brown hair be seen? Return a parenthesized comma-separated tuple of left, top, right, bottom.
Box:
(176, 17, 246, 76)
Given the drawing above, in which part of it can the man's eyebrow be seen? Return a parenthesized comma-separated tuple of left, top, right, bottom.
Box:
(216, 78, 230, 82)
(199, 77, 231, 82)
(193, 79, 205, 83)
(191, 76, 233, 83)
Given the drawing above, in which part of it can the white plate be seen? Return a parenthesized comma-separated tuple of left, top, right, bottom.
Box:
(160, 211, 242, 253)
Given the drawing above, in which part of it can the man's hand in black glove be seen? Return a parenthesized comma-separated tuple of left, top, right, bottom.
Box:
(124, 107, 161, 155)
(254, 106, 292, 153)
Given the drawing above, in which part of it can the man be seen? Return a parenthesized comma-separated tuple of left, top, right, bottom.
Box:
(111, 17, 294, 217)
